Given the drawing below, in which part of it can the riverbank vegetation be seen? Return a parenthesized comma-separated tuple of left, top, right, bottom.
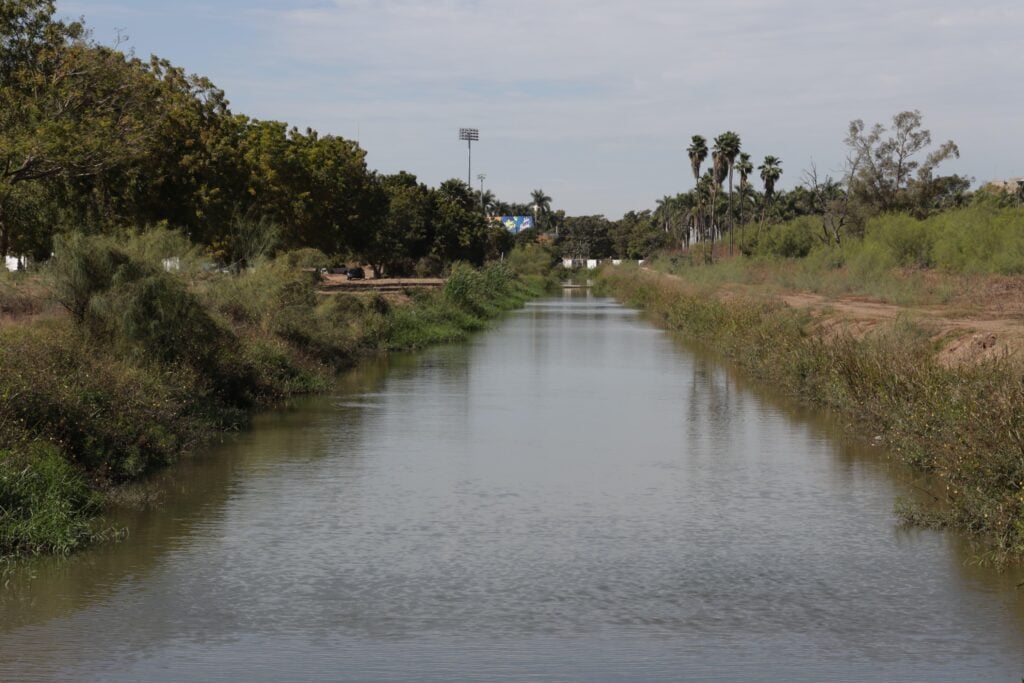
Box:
(570, 109, 1024, 562)
(1, 2, 567, 565)
(1, 230, 553, 565)
(4, 1, 1023, 566)
(599, 267, 1024, 563)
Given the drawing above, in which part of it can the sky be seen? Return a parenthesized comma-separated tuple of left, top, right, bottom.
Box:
(60, 0, 1024, 219)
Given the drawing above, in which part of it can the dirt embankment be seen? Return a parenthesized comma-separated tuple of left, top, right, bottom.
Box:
(661, 270, 1024, 367)
(776, 284, 1024, 367)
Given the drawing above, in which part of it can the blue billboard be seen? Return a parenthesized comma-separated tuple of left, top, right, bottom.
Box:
(500, 216, 534, 234)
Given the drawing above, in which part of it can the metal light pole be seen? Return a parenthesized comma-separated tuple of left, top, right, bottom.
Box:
(477, 173, 487, 214)
(459, 128, 478, 188)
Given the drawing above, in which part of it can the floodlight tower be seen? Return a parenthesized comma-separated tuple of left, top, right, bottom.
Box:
(459, 128, 479, 188)
(477, 173, 487, 213)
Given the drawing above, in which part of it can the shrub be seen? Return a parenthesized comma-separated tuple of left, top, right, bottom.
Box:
(48, 233, 151, 322)
(0, 322, 198, 481)
(863, 213, 936, 268)
(414, 255, 444, 277)
(1, 239, 541, 562)
(120, 225, 208, 274)
(507, 243, 555, 276)
(756, 216, 818, 258)
(444, 262, 489, 315)
(0, 443, 101, 558)
(601, 267, 1024, 561)
(930, 206, 1024, 274)
(90, 273, 228, 368)
(275, 248, 330, 271)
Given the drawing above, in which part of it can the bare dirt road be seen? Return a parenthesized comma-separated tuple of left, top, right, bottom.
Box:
(653, 269, 1024, 367)
(774, 290, 1024, 366)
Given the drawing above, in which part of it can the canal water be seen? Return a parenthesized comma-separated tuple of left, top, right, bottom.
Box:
(1, 294, 1023, 681)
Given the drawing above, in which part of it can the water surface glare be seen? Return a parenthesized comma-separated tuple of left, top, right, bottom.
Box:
(2, 294, 1023, 681)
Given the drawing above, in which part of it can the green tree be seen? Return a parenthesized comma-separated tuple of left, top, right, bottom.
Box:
(530, 188, 552, 231)
(844, 110, 959, 215)
(561, 215, 613, 259)
(52, 57, 245, 244)
(0, 1, 154, 256)
(686, 135, 708, 249)
(709, 134, 733, 251)
(224, 122, 384, 256)
(437, 178, 475, 209)
(714, 131, 742, 253)
(123, 59, 243, 241)
(431, 179, 489, 265)
(757, 155, 783, 233)
(479, 189, 496, 216)
(366, 171, 433, 277)
(736, 152, 754, 227)
(612, 210, 664, 259)
(655, 193, 697, 251)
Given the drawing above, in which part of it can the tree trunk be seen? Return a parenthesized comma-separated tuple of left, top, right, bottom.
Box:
(707, 188, 718, 264)
(757, 198, 771, 240)
(0, 203, 9, 259)
(727, 171, 734, 256)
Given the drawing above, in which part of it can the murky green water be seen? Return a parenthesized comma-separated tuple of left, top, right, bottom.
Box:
(2, 293, 1023, 681)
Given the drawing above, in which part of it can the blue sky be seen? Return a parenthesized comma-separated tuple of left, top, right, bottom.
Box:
(61, 1, 1024, 218)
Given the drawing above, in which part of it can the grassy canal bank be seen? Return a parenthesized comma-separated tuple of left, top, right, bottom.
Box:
(0, 233, 555, 568)
(598, 265, 1024, 564)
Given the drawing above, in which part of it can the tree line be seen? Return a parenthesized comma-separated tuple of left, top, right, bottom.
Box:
(1, 2, 995, 273)
(1, 1, 566, 276)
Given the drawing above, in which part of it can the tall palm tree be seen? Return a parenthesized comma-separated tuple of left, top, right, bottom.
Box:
(687, 135, 708, 183)
(480, 189, 496, 216)
(675, 192, 698, 250)
(736, 152, 753, 228)
(530, 188, 552, 232)
(714, 132, 742, 253)
(655, 195, 674, 233)
(699, 169, 717, 262)
(686, 136, 708, 256)
(438, 178, 474, 209)
(757, 155, 783, 235)
(709, 134, 732, 254)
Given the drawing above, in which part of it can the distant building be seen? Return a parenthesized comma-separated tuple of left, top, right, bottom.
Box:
(984, 177, 1024, 194)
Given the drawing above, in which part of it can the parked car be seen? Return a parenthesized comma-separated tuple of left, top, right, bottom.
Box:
(346, 266, 365, 280)
(329, 266, 348, 275)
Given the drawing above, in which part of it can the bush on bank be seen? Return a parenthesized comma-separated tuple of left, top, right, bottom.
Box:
(599, 266, 1024, 563)
(737, 206, 1024, 276)
(0, 235, 549, 563)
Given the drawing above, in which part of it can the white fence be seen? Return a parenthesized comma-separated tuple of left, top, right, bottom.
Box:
(562, 258, 644, 270)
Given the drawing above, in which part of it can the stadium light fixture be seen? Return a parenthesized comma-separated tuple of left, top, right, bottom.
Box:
(459, 128, 479, 187)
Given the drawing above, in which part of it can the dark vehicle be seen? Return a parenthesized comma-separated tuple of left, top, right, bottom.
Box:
(346, 266, 365, 280)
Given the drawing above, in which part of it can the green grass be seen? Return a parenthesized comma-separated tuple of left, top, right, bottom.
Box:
(666, 206, 1024, 306)
(651, 247, 960, 307)
(0, 443, 104, 559)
